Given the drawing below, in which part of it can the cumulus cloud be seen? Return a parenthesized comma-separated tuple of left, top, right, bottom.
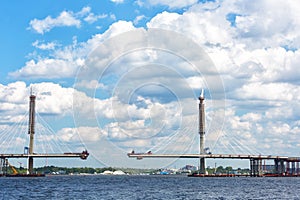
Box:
(0, 82, 80, 154)
(110, 0, 124, 4)
(110, 13, 117, 21)
(147, 6, 233, 46)
(29, 10, 81, 34)
(97, 20, 136, 40)
(5, 0, 300, 165)
(30, 82, 76, 115)
(147, 2, 299, 92)
(133, 15, 146, 25)
(58, 126, 106, 142)
(84, 13, 107, 24)
(76, 80, 106, 90)
(0, 81, 77, 118)
(143, 0, 300, 157)
(9, 58, 82, 79)
(32, 40, 58, 50)
(233, 0, 300, 48)
(28, 6, 105, 34)
(12, 20, 136, 80)
(148, 0, 198, 9)
(0, 81, 28, 104)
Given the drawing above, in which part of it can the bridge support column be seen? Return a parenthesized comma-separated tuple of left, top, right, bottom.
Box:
(199, 158, 205, 174)
(28, 157, 33, 174)
(250, 159, 253, 176)
(250, 159, 263, 177)
(280, 160, 285, 175)
(250, 159, 259, 177)
(255, 159, 259, 176)
(286, 161, 290, 176)
(253, 159, 257, 176)
(291, 162, 296, 175)
(274, 159, 279, 175)
(4, 159, 8, 175)
(297, 162, 299, 176)
(0, 158, 4, 175)
(258, 159, 263, 176)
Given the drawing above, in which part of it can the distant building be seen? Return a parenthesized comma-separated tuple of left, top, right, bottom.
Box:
(181, 165, 197, 171)
(113, 170, 126, 175)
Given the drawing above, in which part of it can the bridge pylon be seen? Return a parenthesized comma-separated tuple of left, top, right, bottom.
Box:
(199, 89, 206, 174)
(28, 91, 36, 174)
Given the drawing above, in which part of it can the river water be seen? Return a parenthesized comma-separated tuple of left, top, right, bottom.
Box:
(0, 175, 299, 199)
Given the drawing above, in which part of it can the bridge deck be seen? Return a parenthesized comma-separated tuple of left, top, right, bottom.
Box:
(127, 153, 300, 161)
(0, 151, 89, 160)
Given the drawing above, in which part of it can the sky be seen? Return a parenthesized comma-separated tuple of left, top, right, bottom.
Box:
(1, 0, 300, 169)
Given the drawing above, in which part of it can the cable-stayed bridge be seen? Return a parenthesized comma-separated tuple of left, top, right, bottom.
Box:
(128, 90, 300, 177)
(0, 92, 89, 176)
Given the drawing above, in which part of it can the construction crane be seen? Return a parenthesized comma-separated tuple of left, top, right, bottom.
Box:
(17, 161, 23, 168)
(5, 159, 18, 175)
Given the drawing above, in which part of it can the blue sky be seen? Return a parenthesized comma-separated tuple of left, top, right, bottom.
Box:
(1, 1, 129, 83)
(1, 0, 300, 169)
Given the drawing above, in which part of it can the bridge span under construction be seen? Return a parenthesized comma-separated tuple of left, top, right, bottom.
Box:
(0, 91, 89, 177)
(128, 90, 300, 177)
(128, 152, 300, 177)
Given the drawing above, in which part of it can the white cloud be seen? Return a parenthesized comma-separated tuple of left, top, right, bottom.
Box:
(148, 0, 198, 9)
(78, 6, 107, 24)
(58, 126, 106, 142)
(32, 40, 58, 50)
(135, 0, 144, 7)
(0, 81, 81, 118)
(233, 0, 300, 48)
(29, 10, 81, 34)
(77, 26, 223, 100)
(234, 82, 296, 101)
(84, 13, 107, 24)
(67, 25, 225, 163)
(241, 113, 262, 122)
(76, 80, 106, 90)
(96, 20, 135, 40)
(76, 6, 91, 17)
(185, 76, 205, 89)
(13, 20, 136, 80)
(147, 11, 180, 27)
(147, 9, 232, 46)
(31, 82, 75, 115)
(147, 2, 300, 97)
(0, 82, 78, 132)
(110, 13, 117, 21)
(133, 15, 146, 25)
(143, 0, 300, 157)
(110, 0, 124, 4)
(7, 0, 300, 165)
(0, 81, 28, 104)
(9, 59, 81, 79)
(28, 6, 106, 34)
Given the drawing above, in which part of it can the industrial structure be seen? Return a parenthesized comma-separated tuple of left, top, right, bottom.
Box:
(128, 89, 300, 177)
(0, 91, 89, 176)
